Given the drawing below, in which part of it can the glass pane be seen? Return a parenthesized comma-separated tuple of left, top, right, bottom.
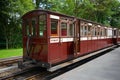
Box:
(95, 27, 97, 36)
(114, 30, 116, 36)
(61, 22, 67, 36)
(92, 27, 95, 36)
(98, 28, 100, 36)
(51, 19, 58, 36)
(84, 26, 87, 36)
(39, 14, 46, 37)
(83, 26, 85, 36)
(39, 21, 46, 36)
(88, 26, 91, 36)
(103, 29, 105, 36)
(32, 19, 36, 36)
(105, 29, 107, 36)
(69, 24, 74, 37)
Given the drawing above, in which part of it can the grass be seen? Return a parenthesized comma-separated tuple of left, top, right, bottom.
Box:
(0, 48, 23, 59)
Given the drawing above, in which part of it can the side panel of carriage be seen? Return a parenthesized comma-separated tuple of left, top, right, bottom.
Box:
(47, 14, 80, 64)
(107, 28, 114, 46)
(112, 28, 118, 44)
(79, 20, 114, 55)
(22, 10, 117, 69)
(117, 29, 120, 44)
(22, 10, 80, 66)
(22, 11, 49, 63)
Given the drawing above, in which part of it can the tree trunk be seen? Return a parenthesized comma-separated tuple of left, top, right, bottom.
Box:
(6, 37, 8, 49)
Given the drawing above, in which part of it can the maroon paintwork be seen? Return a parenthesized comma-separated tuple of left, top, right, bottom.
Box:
(22, 10, 119, 68)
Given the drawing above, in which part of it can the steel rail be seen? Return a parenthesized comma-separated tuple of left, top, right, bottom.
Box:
(0, 56, 22, 66)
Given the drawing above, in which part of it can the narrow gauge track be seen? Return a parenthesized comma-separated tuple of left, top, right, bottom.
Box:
(0, 56, 22, 67)
(0, 45, 119, 80)
(0, 65, 46, 80)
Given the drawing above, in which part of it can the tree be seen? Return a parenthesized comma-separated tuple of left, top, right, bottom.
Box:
(0, 0, 35, 49)
(34, 0, 50, 9)
(0, 0, 11, 49)
(48, 0, 83, 16)
(110, 1, 120, 28)
(48, 0, 120, 27)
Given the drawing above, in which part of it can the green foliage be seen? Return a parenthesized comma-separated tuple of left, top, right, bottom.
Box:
(110, 1, 120, 28)
(88, 0, 117, 25)
(49, 0, 82, 16)
(42, 0, 120, 28)
(0, 0, 35, 49)
(16, 0, 35, 15)
(35, 0, 50, 9)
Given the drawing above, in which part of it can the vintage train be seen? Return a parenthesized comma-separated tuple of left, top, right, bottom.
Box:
(20, 9, 120, 71)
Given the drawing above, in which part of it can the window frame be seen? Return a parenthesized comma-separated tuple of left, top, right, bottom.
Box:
(23, 19, 30, 36)
(39, 14, 47, 37)
(92, 25, 96, 37)
(50, 19, 59, 37)
(80, 22, 88, 37)
(87, 25, 92, 36)
(68, 22, 74, 37)
(31, 17, 37, 36)
(60, 20, 68, 37)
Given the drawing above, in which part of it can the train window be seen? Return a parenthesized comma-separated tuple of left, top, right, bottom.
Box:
(39, 14, 46, 37)
(51, 19, 58, 36)
(95, 27, 97, 36)
(101, 28, 104, 36)
(84, 25, 87, 36)
(104, 28, 106, 36)
(68, 23, 74, 37)
(105, 29, 107, 36)
(100, 28, 102, 36)
(61, 22, 67, 36)
(108, 29, 112, 37)
(97, 27, 100, 36)
(87, 26, 91, 36)
(24, 19, 30, 36)
(92, 26, 95, 36)
(80, 23, 87, 36)
(31, 18, 36, 36)
(80, 25, 83, 36)
(81, 23, 87, 37)
(113, 30, 116, 36)
(83, 26, 85, 36)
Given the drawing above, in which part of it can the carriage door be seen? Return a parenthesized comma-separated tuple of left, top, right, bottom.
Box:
(74, 19, 80, 55)
(60, 19, 69, 60)
(113, 29, 117, 44)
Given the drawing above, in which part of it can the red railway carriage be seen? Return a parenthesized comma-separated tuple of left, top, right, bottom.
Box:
(112, 28, 120, 44)
(22, 10, 76, 68)
(112, 28, 118, 44)
(21, 9, 119, 71)
(117, 29, 120, 44)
